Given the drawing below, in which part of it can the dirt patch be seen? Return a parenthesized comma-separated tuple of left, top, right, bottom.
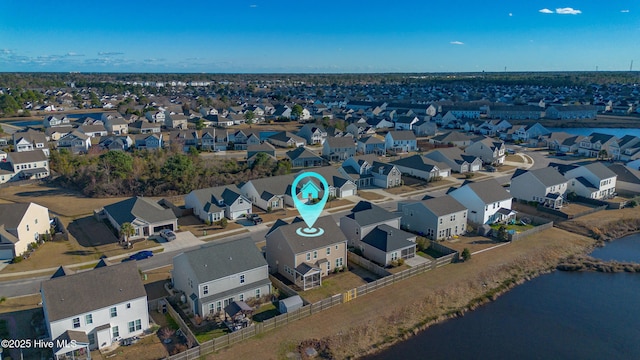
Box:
(358, 191, 386, 201)
(94, 334, 168, 360)
(68, 216, 119, 247)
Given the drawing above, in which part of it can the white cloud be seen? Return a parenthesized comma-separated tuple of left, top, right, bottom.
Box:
(450, 41, 464, 45)
(621, 9, 630, 13)
(508, 13, 513, 17)
(249, 4, 257, 7)
(97, 51, 124, 56)
(66, 52, 84, 57)
(556, 7, 581, 15)
(539, 8, 554, 14)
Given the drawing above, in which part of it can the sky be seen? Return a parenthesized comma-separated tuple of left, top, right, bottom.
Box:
(1, 1, 639, 73)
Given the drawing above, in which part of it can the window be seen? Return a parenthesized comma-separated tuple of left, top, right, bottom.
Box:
(85, 314, 93, 325)
(126, 303, 131, 309)
(240, 275, 245, 284)
(335, 257, 343, 268)
(35, 219, 38, 224)
(112, 326, 119, 338)
(391, 252, 398, 261)
(239, 294, 244, 301)
(208, 303, 215, 314)
(306, 253, 311, 261)
(326, 247, 331, 255)
(216, 301, 222, 312)
(73, 317, 80, 328)
(135, 319, 142, 331)
(110, 307, 117, 317)
(313, 250, 317, 259)
(203, 285, 209, 295)
(439, 218, 443, 224)
(128, 321, 135, 333)
(26, 224, 29, 231)
(255, 288, 261, 298)
(88, 333, 96, 346)
(335, 245, 339, 250)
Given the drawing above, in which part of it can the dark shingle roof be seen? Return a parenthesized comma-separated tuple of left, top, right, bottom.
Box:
(174, 237, 267, 284)
(325, 136, 356, 148)
(103, 197, 176, 225)
(391, 155, 439, 172)
(286, 147, 323, 161)
(420, 195, 467, 217)
(8, 150, 48, 164)
(361, 224, 416, 252)
(456, 179, 511, 204)
(431, 131, 474, 143)
(41, 261, 146, 322)
(386, 131, 416, 141)
(345, 201, 400, 226)
(266, 216, 347, 254)
(0, 203, 31, 229)
(512, 167, 567, 187)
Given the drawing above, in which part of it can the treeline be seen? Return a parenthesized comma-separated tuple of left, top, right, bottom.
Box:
(49, 149, 292, 197)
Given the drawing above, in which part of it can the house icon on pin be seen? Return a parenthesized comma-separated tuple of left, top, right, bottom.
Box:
(300, 180, 321, 201)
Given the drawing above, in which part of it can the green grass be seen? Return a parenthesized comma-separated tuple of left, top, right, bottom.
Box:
(165, 313, 179, 330)
(195, 327, 228, 343)
(417, 251, 435, 260)
(252, 303, 279, 322)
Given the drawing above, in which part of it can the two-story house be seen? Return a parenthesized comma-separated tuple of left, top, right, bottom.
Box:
(57, 131, 91, 154)
(464, 137, 506, 165)
(390, 155, 451, 180)
(134, 134, 163, 150)
(145, 110, 166, 123)
(448, 180, 514, 225)
(13, 129, 50, 156)
(340, 155, 402, 189)
(172, 237, 271, 317)
(0, 150, 50, 184)
(164, 113, 189, 129)
(340, 201, 416, 266)
(412, 119, 437, 136)
(43, 115, 71, 128)
(430, 131, 475, 147)
(169, 130, 199, 153)
(103, 116, 129, 135)
(79, 124, 108, 138)
(559, 162, 617, 200)
(510, 168, 568, 209)
(266, 216, 348, 290)
(200, 129, 228, 152)
(425, 147, 483, 173)
(267, 131, 306, 148)
(398, 195, 468, 240)
(185, 185, 252, 221)
(322, 136, 356, 161)
(0, 202, 50, 260)
(577, 133, 620, 160)
(297, 125, 328, 145)
(394, 116, 420, 131)
(356, 136, 386, 155)
(385, 131, 417, 153)
(41, 261, 149, 354)
(99, 135, 133, 151)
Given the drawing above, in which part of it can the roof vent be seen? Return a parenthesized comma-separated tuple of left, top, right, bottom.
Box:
(229, 257, 233, 261)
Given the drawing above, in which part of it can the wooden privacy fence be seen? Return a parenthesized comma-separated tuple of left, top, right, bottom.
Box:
(509, 221, 554, 241)
(166, 250, 459, 360)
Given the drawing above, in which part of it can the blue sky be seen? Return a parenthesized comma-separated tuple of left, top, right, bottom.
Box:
(1, 1, 639, 73)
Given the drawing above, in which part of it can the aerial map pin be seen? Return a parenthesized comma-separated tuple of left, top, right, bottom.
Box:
(291, 171, 329, 237)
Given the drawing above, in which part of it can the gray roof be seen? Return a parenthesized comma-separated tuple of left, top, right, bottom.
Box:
(8, 150, 48, 164)
(268, 131, 305, 144)
(247, 142, 276, 153)
(345, 201, 400, 226)
(286, 147, 323, 161)
(512, 167, 567, 187)
(174, 237, 267, 284)
(189, 186, 243, 211)
(419, 195, 467, 217)
(391, 155, 439, 172)
(103, 197, 176, 225)
(456, 179, 511, 204)
(431, 131, 474, 143)
(41, 261, 146, 322)
(0, 203, 31, 229)
(426, 147, 479, 165)
(358, 136, 384, 145)
(266, 216, 347, 254)
(605, 164, 640, 184)
(361, 224, 416, 252)
(325, 136, 356, 148)
(581, 162, 617, 180)
(386, 131, 416, 141)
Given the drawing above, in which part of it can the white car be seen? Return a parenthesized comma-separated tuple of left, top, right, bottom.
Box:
(159, 229, 177, 241)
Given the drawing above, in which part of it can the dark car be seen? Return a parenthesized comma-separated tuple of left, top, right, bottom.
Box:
(247, 214, 263, 225)
(128, 250, 154, 261)
(485, 165, 497, 172)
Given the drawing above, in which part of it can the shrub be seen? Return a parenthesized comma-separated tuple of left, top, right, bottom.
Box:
(390, 260, 399, 267)
(628, 200, 637, 208)
(215, 218, 228, 229)
(398, 258, 405, 266)
(204, 219, 211, 226)
(462, 248, 471, 261)
(465, 173, 475, 179)
(12, 256, 22, 264)
(416, 237, 429, 252)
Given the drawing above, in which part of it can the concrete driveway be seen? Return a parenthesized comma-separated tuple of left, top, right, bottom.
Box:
(158, 231, 204, 253)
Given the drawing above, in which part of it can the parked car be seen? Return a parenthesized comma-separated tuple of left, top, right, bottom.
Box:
(247, 213, 263, 225)
(159, 229, 176, 241)
(128, 250, 154, 261)
(485, 165, 497, 172)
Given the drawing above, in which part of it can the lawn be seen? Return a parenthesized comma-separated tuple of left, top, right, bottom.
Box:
(505, 154, 525, 163)
(300, 268, 374, 304)
(252, 302, 279, 322)
(178, 214, 244, 237)
(92, 334, 168, 360)
(358, 191, 386, 201)
(490, 223, 535, 232)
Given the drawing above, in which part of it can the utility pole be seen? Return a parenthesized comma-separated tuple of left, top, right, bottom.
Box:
(630, 60, 634, 72)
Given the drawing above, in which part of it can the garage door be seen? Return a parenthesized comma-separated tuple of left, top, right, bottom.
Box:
(0, 248, 15, 260)
(470, 164, 481, 172)
(341, 189, 356, 197)
(231, 209, 249, 220)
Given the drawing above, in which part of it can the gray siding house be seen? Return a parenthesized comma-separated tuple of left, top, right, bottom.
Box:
(398, 195, 468, 240)
(103, 197, 178, 240)
(510, 168, 568, 208)
(172, 237, 271, 317)
(185, 186, 252, 221)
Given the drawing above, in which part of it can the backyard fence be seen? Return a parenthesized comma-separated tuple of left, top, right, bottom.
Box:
(164, 298, 199, 350)
(166, 248, 459, 360)
(509, 221, 554, 241)
(347, 252, 393, 277)
(269, 274, 300, 300)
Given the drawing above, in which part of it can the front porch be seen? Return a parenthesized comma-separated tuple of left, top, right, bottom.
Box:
(542, 193, 564, 209)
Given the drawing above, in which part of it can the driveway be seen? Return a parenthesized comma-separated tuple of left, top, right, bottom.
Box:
(158, 231, 204, 253)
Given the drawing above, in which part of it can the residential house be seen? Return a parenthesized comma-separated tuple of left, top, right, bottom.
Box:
(309, 166, 358, 198)
(440, 105, 481, 119)
(145, 111, 166, 123)
(424, 147, 483, 173)
(40, 261, 149, 353)
(273, 105, 292, 119)
(247, 142, 276, 161)
(43, 115, 71, 128)
(169, 130, 199, 152)
(128, 120, 161, 134)
(266, 216, 348, 290)
(13, 129, 49, 156)
(297, 125, 328, 145)
(357, 136, 386, 155)
(391, 155, 451, 180)
(134, 134, 163, 150)
(103, 197, 178, 240)
(286, 147, 325, 168)
(79, 124, 108, 138)
(185, 185, 252, 221)
(104, 116, 129, 135)
(322, 136, 356, 161)
(0, 202, 50, 260)
(45, 127, 72, 142)
(465, 137, 506, 165)
(0, 150, 50, 184)
(503, 122, 550, 143)
(394, 116, 419, 131)
(412, 119, 437, 136)
(397, 195, 468, 240)
(57, 131, 91, 154)
(510, 168, 568, 209)
(99, 136, 133, 151)
(204, 115, 234, 127)
(267, 131, 306, 148)
(577, 133, 620, 160)
(541, 132, 585, 153)
(340, 155, 402, 189)
(618, 135, 640, 161)
(556, 162, 617, 200)
(384, 131, 417, 153)
(240, 175, 292, 212)
(164, 113, 189, 129)
(545, 105, 597, 120)
(172, 237, 271, 317)
(605, 164, 640, 196)
(430, 131, 475, 147)
(200, 129, 228, 152)
(366, 118, 394, 129)
(448, 180, 514, 225)
(340, 201, 416, 266)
